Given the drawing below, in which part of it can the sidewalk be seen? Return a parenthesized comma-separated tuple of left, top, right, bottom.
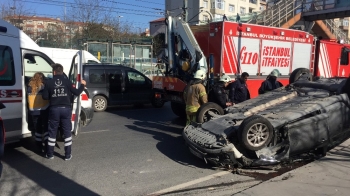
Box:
(236, 139, 350, 196)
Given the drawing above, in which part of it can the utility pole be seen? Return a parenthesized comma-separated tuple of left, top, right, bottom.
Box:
(117, 15, 123, 40)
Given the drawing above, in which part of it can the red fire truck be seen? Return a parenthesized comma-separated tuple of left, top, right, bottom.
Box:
(152, 16, 350, 118)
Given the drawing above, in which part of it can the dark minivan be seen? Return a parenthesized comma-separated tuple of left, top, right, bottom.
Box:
(83, 64, 164, 111)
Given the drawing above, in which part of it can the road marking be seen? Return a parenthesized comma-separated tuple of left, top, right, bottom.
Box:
(148, 171, 231, 195)
(80, 129, 110, 134)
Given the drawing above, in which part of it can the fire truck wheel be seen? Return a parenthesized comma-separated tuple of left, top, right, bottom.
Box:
(171, 102, 186, 118)
(289, 68, 311, 84)
(196, 102, 224, 123)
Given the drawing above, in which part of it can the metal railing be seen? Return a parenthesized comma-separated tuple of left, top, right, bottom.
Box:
(247, 0, 348, 43)
(247, 0, 302, 27)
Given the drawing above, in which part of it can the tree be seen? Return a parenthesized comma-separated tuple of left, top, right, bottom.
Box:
(152, 33, 165, 57)
(0, 0, 33, 29)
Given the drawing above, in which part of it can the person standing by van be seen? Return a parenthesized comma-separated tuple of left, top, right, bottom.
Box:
(27, 72, 49, 153)
(43, 64, 86, 160)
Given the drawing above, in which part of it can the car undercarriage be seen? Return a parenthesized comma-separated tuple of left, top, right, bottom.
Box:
(183, 78, 350, 168)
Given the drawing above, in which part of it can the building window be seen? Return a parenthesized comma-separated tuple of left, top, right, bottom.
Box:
(343, 19, 349, 27)
(211, 0, 225, 10)
(217, 0, 225, 10)
(0, 45, 15, 86)
(229, 4, 235, 12)
(240, 7, 246, 14)
(203, 0, 208, 8)
(203, 15, 208, 22)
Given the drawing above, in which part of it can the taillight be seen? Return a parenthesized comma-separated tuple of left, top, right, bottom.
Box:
(71, 114, 76, 121)
(154, 93, 161, 99)
(81, 94, 88, 101)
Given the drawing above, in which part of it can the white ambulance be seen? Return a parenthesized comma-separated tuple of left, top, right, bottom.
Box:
(0, 18, 93, 143)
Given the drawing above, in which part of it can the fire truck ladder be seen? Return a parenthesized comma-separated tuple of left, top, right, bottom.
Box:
(247, 0, 348, 43)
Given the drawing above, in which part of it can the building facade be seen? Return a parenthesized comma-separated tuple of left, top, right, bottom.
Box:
(149, 18, 166, 37)
(165, 0, 263, 25)
(5, 15, 84, 47)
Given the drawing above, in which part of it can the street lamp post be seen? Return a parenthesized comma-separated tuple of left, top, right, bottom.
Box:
(117, 15, 123, 40)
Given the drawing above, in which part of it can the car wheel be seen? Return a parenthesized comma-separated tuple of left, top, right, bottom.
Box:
(93, 96, 107, 112)
(171, 102, 186, 118)
(289, 68, 312, 84)
(239, 115, 274, 151)
(152, 98, 164, 108)
(196, 102, 224, 123)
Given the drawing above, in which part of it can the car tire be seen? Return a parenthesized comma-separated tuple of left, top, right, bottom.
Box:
(289, 68, 312, 84)
(196, 102, 224, 123)
(152, 98, 164, 108)
(171, 102, 186, 118)
(239, 115, 274, 151)
(93, 96, 107, 112)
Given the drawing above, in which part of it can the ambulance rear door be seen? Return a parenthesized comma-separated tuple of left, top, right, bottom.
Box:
(68, 51, 84, 136)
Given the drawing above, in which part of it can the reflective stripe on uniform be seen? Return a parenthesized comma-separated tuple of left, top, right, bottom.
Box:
(35, 132, 43, 137)
(185, 105, 199, 113)
(43, 132, 49, 141)
(48, 137, 56, 146)
(199, 92, 207, 97)
(64, 136, 72, 146)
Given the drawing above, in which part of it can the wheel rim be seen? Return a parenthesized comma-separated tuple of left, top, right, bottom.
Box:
(203, 109, 220, 122)
(246, 123, 269, 148)
(95, 98, 106, 110)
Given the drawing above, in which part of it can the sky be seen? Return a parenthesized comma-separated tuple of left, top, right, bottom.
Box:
(4, 0, 165, 30)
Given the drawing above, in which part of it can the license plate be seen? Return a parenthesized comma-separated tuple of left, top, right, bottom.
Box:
(189, 147, 203, 159)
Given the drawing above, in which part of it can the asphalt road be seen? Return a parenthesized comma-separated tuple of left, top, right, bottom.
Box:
(0, 103, 309, 196)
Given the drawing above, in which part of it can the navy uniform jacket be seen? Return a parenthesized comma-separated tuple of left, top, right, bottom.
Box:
(209, 83, 228, 108)
(228, 78, 250, 104)
(258, 79, 283, 95)
(42, 75, 84, 107)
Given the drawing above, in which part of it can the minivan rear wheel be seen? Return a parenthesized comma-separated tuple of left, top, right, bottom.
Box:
(93, 96, 107, 112)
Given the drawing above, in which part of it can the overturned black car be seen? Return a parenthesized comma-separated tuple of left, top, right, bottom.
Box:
(183, 77, 350, 168)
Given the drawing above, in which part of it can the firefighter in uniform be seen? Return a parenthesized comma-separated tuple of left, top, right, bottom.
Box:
(43, 64, 86, 160)
(228, 72, 250, 104)
(258, 69, 283, 95)
(183, 69, 208, 126)
(209, 75, 233, 108)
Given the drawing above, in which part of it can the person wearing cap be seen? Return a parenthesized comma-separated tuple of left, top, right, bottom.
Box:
(183, 69, 208, 126)
(258, 69, 283, 94)
(209, 75, 233, 108)
(228, 72, 250, 104)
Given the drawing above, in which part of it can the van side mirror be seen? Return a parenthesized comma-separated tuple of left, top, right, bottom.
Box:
(340, 47, 349, 65)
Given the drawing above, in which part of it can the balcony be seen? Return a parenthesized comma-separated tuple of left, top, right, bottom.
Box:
(339, 19, 349, 30)
(249, 0, 258, 4)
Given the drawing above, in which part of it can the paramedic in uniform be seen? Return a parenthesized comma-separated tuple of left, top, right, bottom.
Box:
(43, 63, 86, 160)
(258, 69, 283, 95)
(228, 72, 250, 104)
(183, 69, 208, 126)
(209, 75, 233, 108)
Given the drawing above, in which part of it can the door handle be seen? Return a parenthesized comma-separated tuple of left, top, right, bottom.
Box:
(9, 91, 19, 96)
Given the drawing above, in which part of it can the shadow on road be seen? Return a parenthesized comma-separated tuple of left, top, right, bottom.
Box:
(125, 120, 211, 170)
(1, 142, 98, 195)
